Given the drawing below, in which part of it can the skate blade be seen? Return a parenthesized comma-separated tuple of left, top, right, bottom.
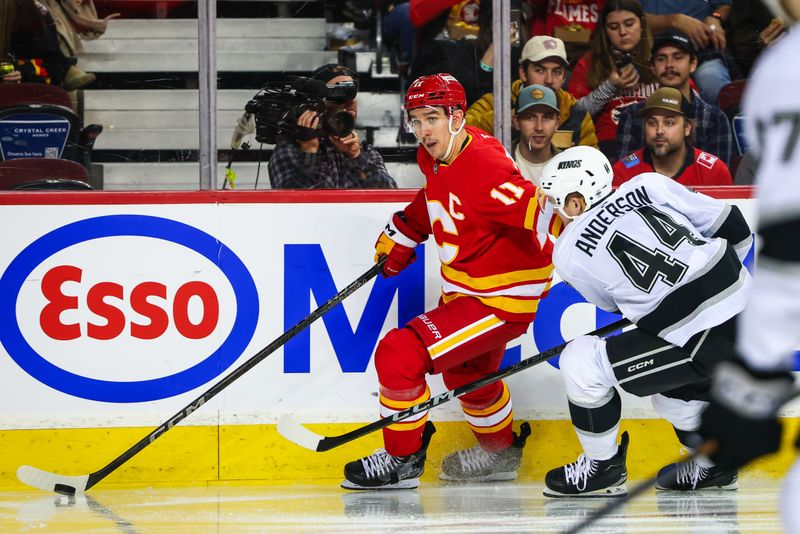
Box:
(543, 483, 628, 498)
(655, 480, 739, 491)
(340, 478, 420, 491)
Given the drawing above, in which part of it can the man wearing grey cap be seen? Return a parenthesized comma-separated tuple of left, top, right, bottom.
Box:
(512, 84, 562, 186)
(467, 35, 598, 150)
(616, 29, 733, 167)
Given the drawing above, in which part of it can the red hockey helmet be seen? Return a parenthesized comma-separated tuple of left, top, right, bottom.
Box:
(404, 73, 467, 115)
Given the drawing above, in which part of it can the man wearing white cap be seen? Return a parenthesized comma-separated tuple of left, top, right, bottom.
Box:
(467, 35, 598, 150)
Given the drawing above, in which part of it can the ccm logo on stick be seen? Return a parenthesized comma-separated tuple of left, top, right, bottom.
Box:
(0, 214, 258, 403)
(40, 265, 219, 341)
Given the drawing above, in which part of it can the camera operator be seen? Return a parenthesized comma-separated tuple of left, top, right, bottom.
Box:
(268, 64, 397, 189)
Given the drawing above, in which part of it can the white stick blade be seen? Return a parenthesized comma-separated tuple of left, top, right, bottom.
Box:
(277, 415, 323, 451)
(17, 465, 89, 495)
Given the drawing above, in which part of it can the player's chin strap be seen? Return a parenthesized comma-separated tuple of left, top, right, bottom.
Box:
(556, 207, 579, 221)
(442, 112, 466, 162)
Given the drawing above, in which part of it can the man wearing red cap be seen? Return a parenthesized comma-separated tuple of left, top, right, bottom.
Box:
(342, 73, 562, 490)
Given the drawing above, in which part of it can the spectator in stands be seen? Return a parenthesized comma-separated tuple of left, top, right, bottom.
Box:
(0, 0, 79, 87)
(382, 2, 415, 63)
(268, 64, 397, 189)
(727, 0, 785, 77)
(641, 0, 735, 105)
(614, 87, 732, 186)
(733, 150, 756, 185)
(616, 29, 734, 166)
(408, 0, 523, 106)
(528, 0, 604, 64)
(569, 0, 658, 160)
(512, 84, 562, 186)
(41, 0, 118, 90)
(467, 35, 598, 149)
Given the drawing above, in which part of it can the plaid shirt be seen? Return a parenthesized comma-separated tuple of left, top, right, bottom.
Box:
(268, 139, 397, 189)
(616, 95, 734, 167)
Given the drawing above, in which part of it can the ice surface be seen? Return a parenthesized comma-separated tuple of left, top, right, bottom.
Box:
(0, 480, 786, 533)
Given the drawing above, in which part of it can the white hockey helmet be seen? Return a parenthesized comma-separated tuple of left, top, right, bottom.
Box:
(539, 146, 613, 211)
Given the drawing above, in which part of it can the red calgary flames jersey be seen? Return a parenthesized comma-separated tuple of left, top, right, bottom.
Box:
(403, 126, 562, 323)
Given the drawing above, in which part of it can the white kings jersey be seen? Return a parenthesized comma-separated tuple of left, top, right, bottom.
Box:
(737, 28, 800, 371)
(554, 172, 753, 347)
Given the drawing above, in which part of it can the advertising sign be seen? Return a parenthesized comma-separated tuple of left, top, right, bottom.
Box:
(0, 192, 795, 430)
(0, 113, 70, 160)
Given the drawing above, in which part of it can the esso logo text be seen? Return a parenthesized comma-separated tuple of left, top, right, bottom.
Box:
(0, 215, 259, 403)
(40, 265, 219, 341)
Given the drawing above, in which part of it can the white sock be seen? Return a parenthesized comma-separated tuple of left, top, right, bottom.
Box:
(575, 423, 620, 461)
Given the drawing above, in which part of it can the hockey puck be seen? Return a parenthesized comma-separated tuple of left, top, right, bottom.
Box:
(54, 484, 76, 496)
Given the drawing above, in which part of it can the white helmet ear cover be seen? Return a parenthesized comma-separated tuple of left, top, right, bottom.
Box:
(539, 146, 613, 211)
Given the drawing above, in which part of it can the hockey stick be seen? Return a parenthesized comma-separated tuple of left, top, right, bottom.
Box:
(564, 389, 800, 534)
(278, 318, 632, 452)
(562, 459, 684, 534)
(561, 445, 714, 534)
(17, 259, 387, 496)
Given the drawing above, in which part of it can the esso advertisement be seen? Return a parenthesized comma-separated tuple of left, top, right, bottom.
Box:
(1, 196, 795, 429)
(0, 214, 258, 404)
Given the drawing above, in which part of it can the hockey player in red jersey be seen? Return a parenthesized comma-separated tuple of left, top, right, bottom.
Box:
(341, 73, 563, 490)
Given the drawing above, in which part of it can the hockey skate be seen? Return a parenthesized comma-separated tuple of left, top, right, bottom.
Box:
(341, 422, 436, 490)
(655, 459, 738, 491)
(544, 431, 629, 498)
(439, 422, 532, 482)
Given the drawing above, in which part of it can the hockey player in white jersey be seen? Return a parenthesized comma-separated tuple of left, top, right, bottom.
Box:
(698, 2, 800, 531)
(536, 145, 753, 497)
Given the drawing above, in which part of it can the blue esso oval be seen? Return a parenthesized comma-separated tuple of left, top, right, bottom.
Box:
(0, 215, 259, 402)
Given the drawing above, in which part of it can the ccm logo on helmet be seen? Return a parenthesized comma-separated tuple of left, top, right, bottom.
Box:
(0, 214, 259, 403)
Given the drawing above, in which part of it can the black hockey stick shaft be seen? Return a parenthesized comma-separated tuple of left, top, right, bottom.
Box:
(562, 469, 661, 534)
(81, 259, 386, 491)
(562, 443, 717, 534)
(564, 387, 800, 534)
(314, 317, 631, 452)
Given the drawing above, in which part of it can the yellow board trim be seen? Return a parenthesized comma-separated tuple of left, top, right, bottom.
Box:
(1, 418, 797, 490)
(441, 263, 554, 291)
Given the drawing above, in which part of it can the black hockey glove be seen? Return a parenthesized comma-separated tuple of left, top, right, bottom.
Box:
(698, 357, 795, 471)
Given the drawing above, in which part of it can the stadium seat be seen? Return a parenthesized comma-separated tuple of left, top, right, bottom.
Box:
(0, 158, 93, 190)
(0, 83, 102, 169)
(717, 79, 747, 121)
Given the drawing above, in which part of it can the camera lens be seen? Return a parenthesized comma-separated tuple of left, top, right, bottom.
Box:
(323, 111, 355, 138)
